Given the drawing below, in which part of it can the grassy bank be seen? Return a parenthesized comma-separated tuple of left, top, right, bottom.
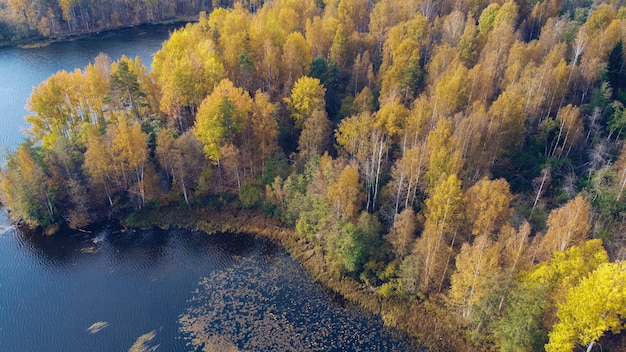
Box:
(123, 207, 476, 352)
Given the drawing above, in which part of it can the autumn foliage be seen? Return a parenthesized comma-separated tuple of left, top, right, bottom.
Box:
(3, 0, 626, 350)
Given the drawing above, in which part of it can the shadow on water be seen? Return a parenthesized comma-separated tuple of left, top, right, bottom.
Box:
(12, 224, 112, 268)
(13, 219, 382, 302)
(12, 222, 276, 271)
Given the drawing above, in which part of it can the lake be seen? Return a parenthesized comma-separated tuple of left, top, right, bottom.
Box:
(0, 26, 415, 351)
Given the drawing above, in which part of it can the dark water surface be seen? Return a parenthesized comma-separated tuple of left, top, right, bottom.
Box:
(0, 208, 413, 351)
(0, 24, 176, 153)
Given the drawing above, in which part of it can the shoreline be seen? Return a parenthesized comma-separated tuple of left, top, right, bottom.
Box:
(0, 17, 196, 49)
(122, 207, 476, 352)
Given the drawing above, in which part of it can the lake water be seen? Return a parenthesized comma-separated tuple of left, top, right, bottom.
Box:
(0, 208, 414, 351)
(0, 27, 415, 351)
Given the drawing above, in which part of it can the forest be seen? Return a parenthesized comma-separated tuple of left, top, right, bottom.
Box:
(2, 0, 626, 351)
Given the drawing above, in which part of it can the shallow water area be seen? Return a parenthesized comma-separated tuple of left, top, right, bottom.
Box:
(0, 208, 413, 351)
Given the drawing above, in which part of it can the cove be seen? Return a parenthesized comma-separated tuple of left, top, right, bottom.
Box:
(0, 208, 414, 351)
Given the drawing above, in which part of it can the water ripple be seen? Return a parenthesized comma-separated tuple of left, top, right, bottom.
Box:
(0, 218, 415, 351)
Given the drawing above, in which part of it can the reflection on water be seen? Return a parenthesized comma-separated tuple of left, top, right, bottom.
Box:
(0, 209, 414, 351)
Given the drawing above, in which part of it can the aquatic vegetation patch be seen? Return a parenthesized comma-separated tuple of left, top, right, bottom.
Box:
(128, 330, 159, 352)
(179, 253, 413, 351)
(87, 321, 109, 334)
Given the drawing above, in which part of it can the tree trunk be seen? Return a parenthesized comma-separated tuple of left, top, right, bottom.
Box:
(531, 167, 550, 216)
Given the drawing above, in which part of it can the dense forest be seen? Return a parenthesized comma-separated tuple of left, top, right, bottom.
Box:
(2, 0, 626, 350)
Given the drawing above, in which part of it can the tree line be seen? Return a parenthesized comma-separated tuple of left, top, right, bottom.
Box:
(0, 0, 263, 43)
(2, 0, 626, 350)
